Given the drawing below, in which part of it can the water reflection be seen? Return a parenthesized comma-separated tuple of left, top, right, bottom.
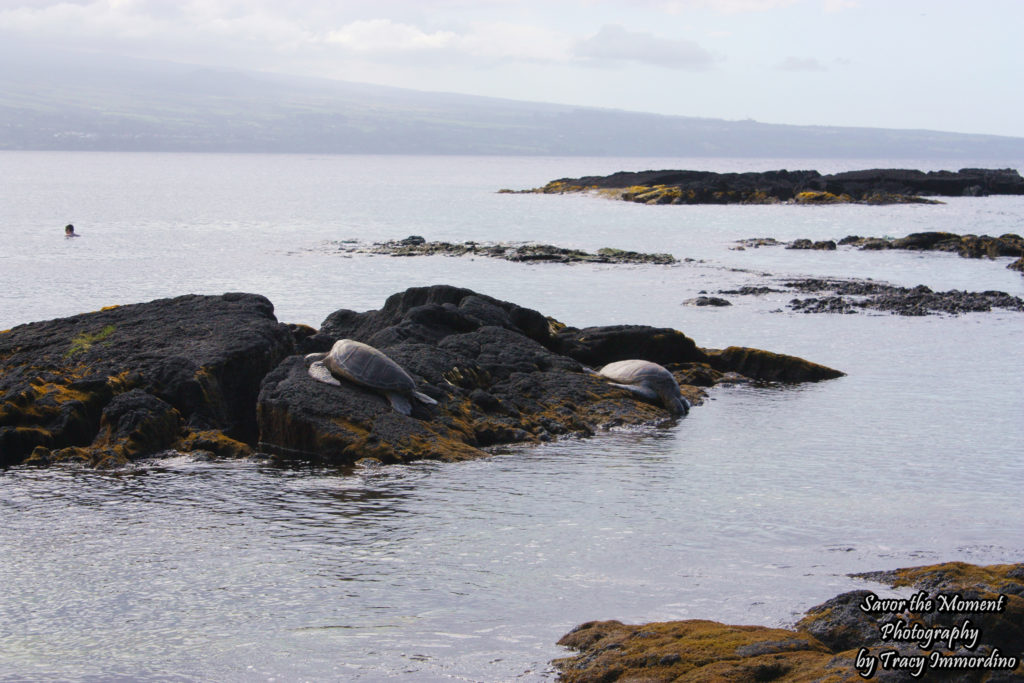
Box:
(2, 365, 1022, 681)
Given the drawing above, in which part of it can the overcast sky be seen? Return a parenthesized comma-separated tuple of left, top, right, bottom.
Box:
(3, 0, 1022, 137)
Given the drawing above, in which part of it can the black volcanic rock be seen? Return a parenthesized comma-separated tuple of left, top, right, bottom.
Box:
(555, 561, 1024, 682)
(332, 237, 678, 265)
(527, 167, 1024, 204)
(0, 293, 294, 467)
(2, 286, 845, 468)
(783, 278, 1024, 316)
(257, 285, 844, 467)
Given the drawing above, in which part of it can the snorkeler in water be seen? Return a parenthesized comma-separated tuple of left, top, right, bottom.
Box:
(65, 224, 79, 238)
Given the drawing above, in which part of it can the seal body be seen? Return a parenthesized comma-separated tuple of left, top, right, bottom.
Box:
(305, 339, 437, 415)
(598, 359, 689, 416)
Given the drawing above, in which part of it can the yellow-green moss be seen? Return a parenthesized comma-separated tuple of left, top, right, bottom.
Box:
(794, 191, 854, 204)
(397, 433, 485, 462)
(539, 181, 585, 194)
(874, 561, 1024, 591)
(64, 324, 116, 359)
(177, 429, 253, 458)
(555, 619, 832, 683)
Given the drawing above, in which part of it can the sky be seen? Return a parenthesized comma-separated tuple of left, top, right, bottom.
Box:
(2, 0, 1022, 138)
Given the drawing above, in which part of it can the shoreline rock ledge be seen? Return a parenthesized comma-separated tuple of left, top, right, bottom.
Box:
(519, 167, 1024, 205)
(1, 286, 843, 468)
(554, 560, 1024, 682)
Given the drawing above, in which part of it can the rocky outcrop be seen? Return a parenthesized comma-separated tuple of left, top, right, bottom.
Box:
(845, 232, 1024, 275)
(523, 168, 1024, 205)
(737, 231, 1024, 275)
(705, 346, 845, 382)
(717, 276, 1024, 316)
(330, 235, 677, 265)
(257, 285, 844, 467)
(555, 561, 1024, 682)
(683, 296, 732, 307)
(783, 279, 1024, 316)
(1, 286, 844, 469)
(0, 293, 294, 467)
(787, 238, 837, 251)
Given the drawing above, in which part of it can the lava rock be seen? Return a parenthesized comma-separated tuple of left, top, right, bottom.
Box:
(684, 296, 732, 306)
(257, 285, 843, 466)
(554, 561, 1024, 682)
(525, 168, 1024, 205)
(0, 293, 294, 467)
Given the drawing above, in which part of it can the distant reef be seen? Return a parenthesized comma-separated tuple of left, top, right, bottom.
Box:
(330, 236, 677, 265)
(713, 278, 1024, 316)
(735, 231, 1024, 277)
(515, 168, 1024, 205)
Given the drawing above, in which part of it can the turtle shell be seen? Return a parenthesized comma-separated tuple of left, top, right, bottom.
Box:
(325, 339, 417, 393)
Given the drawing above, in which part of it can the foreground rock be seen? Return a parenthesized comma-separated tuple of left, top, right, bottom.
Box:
(332, 235, 677, 265)
(0, 294, 294, 467)
(520, 168, 1024, 205)
(555, 561, 1024, 682)
(1, 286, 843, 468)
(256, 285, 843, 466)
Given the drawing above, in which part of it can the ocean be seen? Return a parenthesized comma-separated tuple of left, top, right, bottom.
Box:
(1, 152, 1023, 681)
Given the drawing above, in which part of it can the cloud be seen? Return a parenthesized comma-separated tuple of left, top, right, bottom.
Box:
(776, 56, 827, 71)
(322, 18, 573, 65)
(574, 24, 716, 69)
(454, 22, 571, 62)
(823, 0, 860, 12)
(325, 19, 455, 52)
(655, 0, 799, 13)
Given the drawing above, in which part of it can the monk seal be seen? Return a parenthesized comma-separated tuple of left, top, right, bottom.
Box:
(598, 359, 690, 416)
(305, 339, 438, 416)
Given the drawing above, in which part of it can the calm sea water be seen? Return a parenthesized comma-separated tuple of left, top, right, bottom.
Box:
(1, 152, 1023, 681)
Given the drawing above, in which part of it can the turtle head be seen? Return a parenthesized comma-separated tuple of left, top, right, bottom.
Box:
(304, 351, 328, 366)
(666, 395, 690, 416)
(656, 386, 690, 416)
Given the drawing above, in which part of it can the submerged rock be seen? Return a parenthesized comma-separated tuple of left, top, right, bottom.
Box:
(683, 295, 732, 306)
(555, 561, 1024, 682)
(0, 293, 294, 467)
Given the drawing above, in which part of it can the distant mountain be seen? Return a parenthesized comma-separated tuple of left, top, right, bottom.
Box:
(2, 44, 1023, 158)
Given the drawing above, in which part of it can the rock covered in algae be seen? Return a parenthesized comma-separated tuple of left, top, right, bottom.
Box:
(2, 285, 845, 469)
(554, 561, 1024, 682)
(0, 293, 294, 467)
(523, 168, 1024, 205)
(257, 285, 845, 467)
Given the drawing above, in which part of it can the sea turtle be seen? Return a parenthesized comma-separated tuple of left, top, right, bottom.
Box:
(305, 339, 438, 416)
(597, 359, 690, 416)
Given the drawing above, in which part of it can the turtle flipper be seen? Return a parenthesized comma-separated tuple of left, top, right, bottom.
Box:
(607, 381, 660, 402)
(412, 390, 437, 406)
(385, 392, 412, 416)
(307, 361, 342, 386)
